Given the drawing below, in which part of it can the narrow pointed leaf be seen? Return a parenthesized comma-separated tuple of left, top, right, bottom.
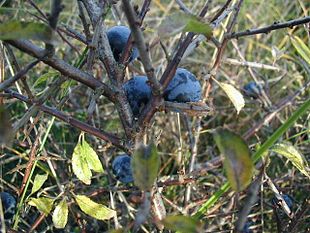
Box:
(28, 197, 54, 215)
(162, 215, 201, 233)
(0, 20, 55, 43)
(291, 35, 310, 65)
(272, 142, 310, 179)
(217, 82, 245, 114)
(33, 71, 58, 88)
(131, 143, 160, 191)
(31, 173, 48, 195)
(75, 195, 116, 220)
(52, 199, 68, 229)
(213, 128, 253, 192)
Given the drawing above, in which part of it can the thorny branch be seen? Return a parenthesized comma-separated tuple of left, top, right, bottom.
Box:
(4, 89, 128, 152)
(122, 0, 162, 95)
(226, 16, 310, 39)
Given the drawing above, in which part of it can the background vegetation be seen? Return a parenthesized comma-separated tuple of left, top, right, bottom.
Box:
(0, 0, 309, 232)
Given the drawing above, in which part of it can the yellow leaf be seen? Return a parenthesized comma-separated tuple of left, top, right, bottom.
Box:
(75, 195, 116, 220)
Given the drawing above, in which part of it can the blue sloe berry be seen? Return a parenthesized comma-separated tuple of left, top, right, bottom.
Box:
(107, 26, 139, 63)
(164, 68, 202, 103)
(242, 221, 253, 233)
(0, 192, 16, 221)
(112, 154, 134, 184)
(272, 194, 294, 210)
(243, 81, 262, 99)
(123, 76, 152, 117)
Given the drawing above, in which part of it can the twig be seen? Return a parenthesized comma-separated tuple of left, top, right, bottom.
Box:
(122, 0, 162, 95)
(285, 199, 310, 233)
(81, 2, 135, 138)
(235, 172, 262, 232)
(19, 132, 41, 195)
(26, 0, 80, 54)
(0, 59, 41, 92)
(60, 26, 88, 44)
(212, 0, 244, 71)
(210, 0, 232, 22)
(265, 174, 293, 218)
(164, 101, 212, 116)
(224, 58, 281, 71)
(136, 0, 213, 130)
(175, 0, 191, 14)
(29, 213, 45, 233)
(12, 77, 66, 135)
(3, 43, 34, 98)
(6, 40, 115, 101)
(243, 79, 310, 139)
(45, 0, 63, 53)
(77, 0, 91, 42)
(184, 0, 243, 205)
(225, 16, 310, 39)
(85, 18, 101, 72)
(5, 89, 128, 152)
(120, 0, 152, 66)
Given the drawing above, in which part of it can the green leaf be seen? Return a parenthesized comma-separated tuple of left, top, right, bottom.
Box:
(272, 142, 310, 179)
(0, 20, 55, 43)
(217, 82, 245, 114)
(0, 106, 13, 146)
(31, 173, 48, 195)
(184, 17, 213, 37)
(82, 141, 104, 173)
(72, 139, 104, 185)
(291, 35, 310, 65)
(131, 143, 160, 191)
(33, 71, 58, 88)
(162, 215, 201, 233)
(75, 195, 116, 220)
(52, 199, 68, 229)
(158, 12, 212, 38)
(28, 197, 54, 215)
(213, 128, 253, 192)
(195, 98, 310, 219)
(72, 142, 92, 185)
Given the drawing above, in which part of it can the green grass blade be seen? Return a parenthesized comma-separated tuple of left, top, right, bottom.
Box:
(194, 98, 310, 219)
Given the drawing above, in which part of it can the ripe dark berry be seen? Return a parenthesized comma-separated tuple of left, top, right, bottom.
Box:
(0, 192, 16, 222)
(112, 154, 134, 184)
(107, 26, 139, 62)
(272, 194, 294, 210)
(242, 221, 253, 233)
(164, 68, 202, 103)
(123, 76, 152, 117)
(243, 82, 262, 99)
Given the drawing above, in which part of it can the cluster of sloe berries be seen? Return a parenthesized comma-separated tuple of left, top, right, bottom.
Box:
(107, 25, 202, 117)
(108, 26, 202, 183)
(123, 68, 202, 117)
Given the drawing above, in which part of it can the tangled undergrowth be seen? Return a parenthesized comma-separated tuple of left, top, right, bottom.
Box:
(0, 0, 309, 232)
